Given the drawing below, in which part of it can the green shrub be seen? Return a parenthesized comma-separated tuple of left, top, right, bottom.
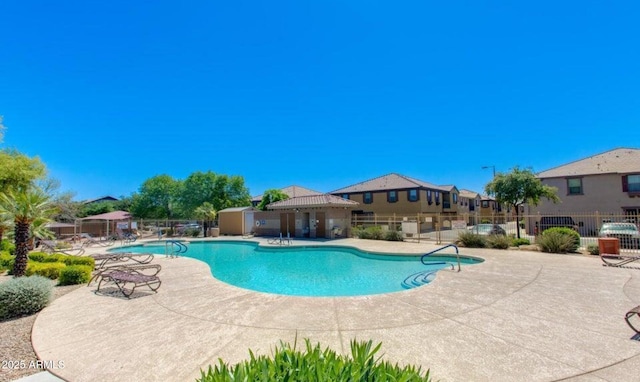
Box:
(28, 252, 66, 263)
(58, 265, 92, 285)
(587, 244, 600, 256)
(0, 252, 15, 271)
(25, 262, 66, 279)
(354, 226, 385, 240)
(537, 231, 578, 253)
(511, 238, 531, 246)
(63, 256, 95, 268)
(0, 275, 53, 320)
(384, 230, 403, 241)
(486, 234, 511, 249)
(542, 227, 580, 252)
(185, 228, 201, 237)
(457, 231, 486, 248)
(0, 239, 15, 255)
(198, 339, 432, 382)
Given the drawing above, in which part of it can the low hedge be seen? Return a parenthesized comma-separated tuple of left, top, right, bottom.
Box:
(0, 275, 53, 320)
(28, 252, 65, 263)
(63, 256, 95, 268)
(25, 262, 66, 280)
(58, 265, 93, 285)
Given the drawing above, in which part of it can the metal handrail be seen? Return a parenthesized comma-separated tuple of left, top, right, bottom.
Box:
(165, 240, 188, 257)
(421, 243, 461, 272)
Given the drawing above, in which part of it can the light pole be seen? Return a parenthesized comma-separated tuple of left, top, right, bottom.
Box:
(482, 165, 496, 178)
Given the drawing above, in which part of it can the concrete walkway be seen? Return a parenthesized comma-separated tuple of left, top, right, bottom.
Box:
(31, 238, 640, 381)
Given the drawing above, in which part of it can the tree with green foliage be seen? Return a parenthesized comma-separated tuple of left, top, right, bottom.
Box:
(0, 188, 57, 277)
(257, 189, 289, 211)
(485, 166, 559, 238)
(0, 149, 46, 193)
(194, 202, 217, 237)
(130, 175, 181, 219)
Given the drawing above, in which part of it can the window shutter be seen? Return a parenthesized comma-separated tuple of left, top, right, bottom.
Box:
(622, 175, 629, 192)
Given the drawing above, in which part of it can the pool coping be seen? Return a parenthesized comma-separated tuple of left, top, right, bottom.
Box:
(32, 237, 640, 381)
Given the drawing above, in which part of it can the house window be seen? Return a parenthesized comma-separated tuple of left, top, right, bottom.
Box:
(623, 175, 640, 193)
(452, 193, 458, 204)
(408, 189, 419, 202)
(363, 192, 373, 204)
(434, 191, 440, 205)
(341, 194, 349, 200)
(567, 178, 583, 195)
(481, 200, 489, 208)
(387, 191, 397, 203)
(427, 190, 432, 205)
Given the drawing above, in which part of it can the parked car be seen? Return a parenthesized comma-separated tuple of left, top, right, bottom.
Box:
(468, 224, 506, 236)
(599, 222, 640, 249)
(539, 216, 578, 232)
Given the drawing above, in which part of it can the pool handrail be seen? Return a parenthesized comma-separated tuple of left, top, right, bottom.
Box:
(421, 243, 461, 272)
(165, 240, 188, 257)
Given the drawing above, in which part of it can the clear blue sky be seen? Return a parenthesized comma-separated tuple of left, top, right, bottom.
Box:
(1, 1, 638, 201)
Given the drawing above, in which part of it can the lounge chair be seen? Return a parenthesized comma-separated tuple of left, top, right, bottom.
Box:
(90, 252, 155, 269)
(267, 233, 291, 245)
(600, 252, 640, 268)
(94, 264, 162, 298)
(625, 305, 640, 334)
(89, 263, 161, 285)
(39, 240, 85, 256)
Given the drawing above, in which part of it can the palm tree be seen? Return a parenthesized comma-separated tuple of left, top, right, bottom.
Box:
(194, 202, 217, 238)
(0, 188, 57, 277)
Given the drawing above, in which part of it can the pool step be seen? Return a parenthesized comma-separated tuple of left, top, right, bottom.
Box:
(401, 270, 437, 289)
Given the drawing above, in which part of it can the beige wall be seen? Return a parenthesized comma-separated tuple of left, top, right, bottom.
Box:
(219, 211, 244, 235)
(533, 174, 640, 214)
(342, 189, 457, 215)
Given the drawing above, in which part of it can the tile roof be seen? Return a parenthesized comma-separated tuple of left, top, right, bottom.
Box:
(267, 194, 359, 209)
(330, 173, 447, 193)
(537, 148, 640, 178)
(219, 207, 256, 213)
(251, 185, 322, 202)
(459, 189, 481, 198)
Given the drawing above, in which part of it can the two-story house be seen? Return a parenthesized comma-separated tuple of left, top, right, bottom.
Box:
(529, 148, 640, 234)
(329, 173, 459, 217)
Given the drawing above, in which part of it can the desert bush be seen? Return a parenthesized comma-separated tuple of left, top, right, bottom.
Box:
(0, 252, 14, 271)
(63, 256, 95, 268)
(28, 252, 66, 263)
(58, 265, 93, 285)
(25, 262, 66, 279)
(0, 239, 15, 255)
(486, 234, 511, 249)
(384, 230, 403, 241)
(198, 339, 432, 382)
(0, 275, 53, 320)
(587, 244, 600, 256)
(542, 227, 580, 252)
(511, 238, 531, 247)
(537, 231, 578, 253)
(457, 231, 486, 248)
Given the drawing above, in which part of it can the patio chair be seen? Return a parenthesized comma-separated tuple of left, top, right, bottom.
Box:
(94, 265, 162, 298)
(600, 252, 640, 268)
(89, 263, 162, 285)
(39, 240, 85, 256)
(625, 305, 640, 334)
(90, 252, 155, 269)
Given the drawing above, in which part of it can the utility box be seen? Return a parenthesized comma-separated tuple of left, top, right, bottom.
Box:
(598, 237, 620, 255)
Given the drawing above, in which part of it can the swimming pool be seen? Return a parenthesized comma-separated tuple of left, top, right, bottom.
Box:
(110, 241, 482, 297)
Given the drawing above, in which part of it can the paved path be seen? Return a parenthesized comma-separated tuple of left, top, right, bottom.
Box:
(32, 238, 640, 381)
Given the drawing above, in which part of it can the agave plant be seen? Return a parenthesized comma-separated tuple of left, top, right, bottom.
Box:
(0, 188, 58, 277)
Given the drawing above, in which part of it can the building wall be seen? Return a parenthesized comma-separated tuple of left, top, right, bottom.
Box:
(219, 211, 244, 235)
(339, 189, 456, 215)
(253, 208, 353, 239)
(533, 173, 640, 214)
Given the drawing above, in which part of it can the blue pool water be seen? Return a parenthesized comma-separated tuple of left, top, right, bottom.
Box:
(110, 241, 482, 297)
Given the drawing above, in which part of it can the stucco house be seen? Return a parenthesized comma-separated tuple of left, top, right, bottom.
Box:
(251, 185, 322, 207)
(531, 148, 640, 216)
(329, 173, 460, 217)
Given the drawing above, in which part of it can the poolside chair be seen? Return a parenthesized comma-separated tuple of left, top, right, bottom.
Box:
(90, 252, 155, 269)
(94, 264, 162, 298)
(332, 226, 343, 238)
(89, 263, 161, 285)
(39, 240, 85, 256)
(625, 305, 640, 334)
(600, 252, 640, 268)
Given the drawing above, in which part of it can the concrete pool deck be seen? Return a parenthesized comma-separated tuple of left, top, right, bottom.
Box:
(32, 238, 640, 381)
